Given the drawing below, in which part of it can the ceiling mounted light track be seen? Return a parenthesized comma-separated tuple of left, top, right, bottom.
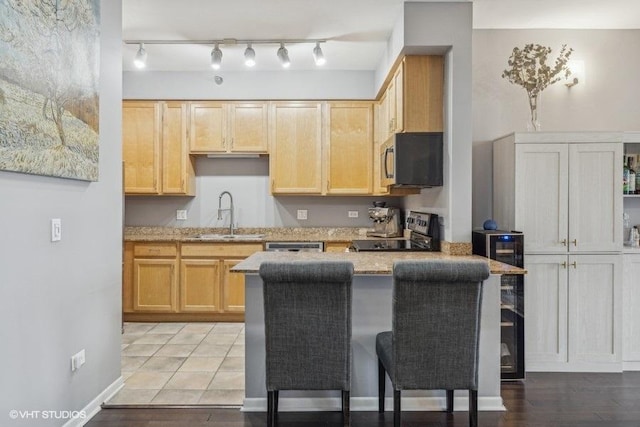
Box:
(133, 43, 147, 69)
(244, 43, 256, 67)
(277, 43, 290, 68)
(125, 38, 326, 70)
(210, 43, 222, 70)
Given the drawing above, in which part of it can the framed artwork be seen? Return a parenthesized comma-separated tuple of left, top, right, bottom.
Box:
(0, 0, 100, 181)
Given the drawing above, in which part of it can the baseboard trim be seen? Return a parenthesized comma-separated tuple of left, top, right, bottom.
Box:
(526, 362, 623, 373)
(62, 376, 124, 427)
(242, 396, 505, 412)
(623, 361, 640, 371)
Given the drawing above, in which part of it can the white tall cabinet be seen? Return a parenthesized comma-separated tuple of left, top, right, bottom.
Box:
(493, 132, 624, 372)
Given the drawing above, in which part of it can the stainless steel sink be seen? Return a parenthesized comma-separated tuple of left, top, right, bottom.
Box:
(190, 233, 264, 240)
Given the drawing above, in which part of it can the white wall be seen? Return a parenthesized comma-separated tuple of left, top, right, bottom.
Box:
(124, 158, 397, 228)
(0, 1, 122, 425)
(472, 29, 640, 228)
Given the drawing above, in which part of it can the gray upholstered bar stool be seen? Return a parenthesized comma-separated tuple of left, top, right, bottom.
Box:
(376, 259, 490, 427)
(259, 260, 354, 427)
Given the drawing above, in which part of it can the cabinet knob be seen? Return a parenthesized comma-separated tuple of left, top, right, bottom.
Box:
(571, 239, 577, 246)
(561, 261, 567, 269)
(571, 261, 577, 268)
(561, 239, 567, 246)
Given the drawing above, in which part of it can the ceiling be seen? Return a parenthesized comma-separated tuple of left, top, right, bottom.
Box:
(122, 0, 640, 72)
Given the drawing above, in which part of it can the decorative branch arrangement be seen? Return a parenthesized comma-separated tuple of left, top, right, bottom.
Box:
(502, 44, 573, 131)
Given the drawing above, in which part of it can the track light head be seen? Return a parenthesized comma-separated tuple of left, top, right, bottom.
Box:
(313, 42, 325, 66)
(210, 44, 222, 70)
(134, 43, 147, 69)
(244, 44, 256, 67)
(277, 43, 290, 68)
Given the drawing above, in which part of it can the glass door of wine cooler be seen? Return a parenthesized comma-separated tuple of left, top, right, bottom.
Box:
(500, 274, 525, 380)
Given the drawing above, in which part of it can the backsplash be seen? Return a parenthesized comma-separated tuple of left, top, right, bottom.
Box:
(124, 157, 398, 228)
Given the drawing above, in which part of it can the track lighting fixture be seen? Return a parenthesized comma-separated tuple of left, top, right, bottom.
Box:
(210, 44, 222, 69)
(244, 44, 256, 67)
(133, 43, 147, 69)
(313, 42, 325, 66)
(126, 39, 326, 70)
(277, 43, 290, 68)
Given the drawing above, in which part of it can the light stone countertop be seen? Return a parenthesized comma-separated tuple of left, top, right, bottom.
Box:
(231, 251, 526, 275)
(124, 226, 399, 243)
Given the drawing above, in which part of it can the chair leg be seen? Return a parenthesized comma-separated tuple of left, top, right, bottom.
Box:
(446, 389, 454, 413)
(267, 391, 274, 427)
(469, 389, 478, 427)
(342, 390, 350, 427)
(378, 358, 385, 413)
(393, 389, 401, 427)
(274, 390, 279, 422)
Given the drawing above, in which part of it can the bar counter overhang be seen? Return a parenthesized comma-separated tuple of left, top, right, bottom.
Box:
(233, 251, 525, 413)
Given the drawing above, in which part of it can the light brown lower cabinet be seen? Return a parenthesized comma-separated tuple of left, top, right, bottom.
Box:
(324, 242, 351, 253)
(123, 241, 261, 321)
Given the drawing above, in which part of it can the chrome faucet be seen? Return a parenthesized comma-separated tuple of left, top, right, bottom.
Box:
(217, 191, 234, 235)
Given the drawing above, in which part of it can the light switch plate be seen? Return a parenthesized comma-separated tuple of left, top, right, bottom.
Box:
(176, 210, 187, 220)
(348, 211, 359, 218)
(51, 218, 61, 242)
(297, 210, 308, 220)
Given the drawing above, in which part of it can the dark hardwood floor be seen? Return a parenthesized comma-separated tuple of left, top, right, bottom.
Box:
(87, 372, 640, 426)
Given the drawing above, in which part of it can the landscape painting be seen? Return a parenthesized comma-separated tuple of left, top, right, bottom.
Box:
(0, 0, 100, 181)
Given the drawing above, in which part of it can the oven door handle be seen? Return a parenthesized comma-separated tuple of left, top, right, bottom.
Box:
(384, 146, 394, 179)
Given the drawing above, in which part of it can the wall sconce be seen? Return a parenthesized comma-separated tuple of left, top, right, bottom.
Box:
(565, 59, 585, 87)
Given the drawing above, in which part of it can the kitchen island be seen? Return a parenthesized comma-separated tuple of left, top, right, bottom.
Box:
(233, 251, 524, 413)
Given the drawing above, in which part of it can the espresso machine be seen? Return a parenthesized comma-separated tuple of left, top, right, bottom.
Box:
(366, 203, 402, 237)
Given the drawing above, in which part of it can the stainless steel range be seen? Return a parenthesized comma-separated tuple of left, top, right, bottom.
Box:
(351, 211, 441, 252)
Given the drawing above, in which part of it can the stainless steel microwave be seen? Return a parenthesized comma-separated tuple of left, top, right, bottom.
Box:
(380, 132, 443, 188)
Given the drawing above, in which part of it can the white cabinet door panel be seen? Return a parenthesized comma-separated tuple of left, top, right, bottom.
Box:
(568, 254, 621, 364)
(568, 143, 623, 253)
(525, 255, 568, 363)
(623, 254, 640, 362)
(515, 144, 568, 253)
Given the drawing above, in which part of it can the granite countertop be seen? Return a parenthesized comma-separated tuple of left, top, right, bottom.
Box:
(124, 226, 401, 243)
(231, 251, 526, 275)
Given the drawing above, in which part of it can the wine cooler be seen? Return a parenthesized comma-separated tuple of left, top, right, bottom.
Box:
(472, 230, 525, 381)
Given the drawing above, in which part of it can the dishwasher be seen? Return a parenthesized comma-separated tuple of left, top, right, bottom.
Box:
(264, 242, 324, 252)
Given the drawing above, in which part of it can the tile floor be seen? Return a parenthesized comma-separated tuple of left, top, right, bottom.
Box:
(107, 322, 245, 406)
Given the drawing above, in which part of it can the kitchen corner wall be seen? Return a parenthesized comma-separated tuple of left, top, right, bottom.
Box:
(472, 29, 640, 228)
(0, 1, 122, 425)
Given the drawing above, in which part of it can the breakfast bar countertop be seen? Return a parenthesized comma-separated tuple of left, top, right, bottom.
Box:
(232, 251, 526, 275)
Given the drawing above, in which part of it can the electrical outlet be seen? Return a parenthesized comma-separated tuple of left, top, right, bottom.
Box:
(297, 209, 308, 220)
(71, 349, 85, 372)
(348, 211, 359, 218)
(51, 218, 62, 242)
(176, 210, 187, 220)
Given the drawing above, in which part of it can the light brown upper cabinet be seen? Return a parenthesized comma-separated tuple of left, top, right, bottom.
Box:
(378, 55, 444, 142)
(189, 102, 268, 154)
(325, 102, 373, 195)
(270, 102, 323, 194)
(123, 101, 195, 195)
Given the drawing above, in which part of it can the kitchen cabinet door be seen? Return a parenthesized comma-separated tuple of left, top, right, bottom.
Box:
(190, 102, 226, 153)
(402, 55, 444, 132)
(270, 102, 323, 194)
(180, 259, 221, 312)
(222, 259, 246, 313)
(623, 253, 640, 364)
(122, 101, 161, 194)
(568, 143, 623, 253)
(228, 102, 268, 153)
(325, 102, 373, 194)
(525, 254, 569, 367)
(568, 254, 622, 365)
(133, 258, 178, 312)
(515, 143, 569, 253)
(390, 63, 403, 133)
(324, 242, 351, 253)
(162, 102, 195, 195)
